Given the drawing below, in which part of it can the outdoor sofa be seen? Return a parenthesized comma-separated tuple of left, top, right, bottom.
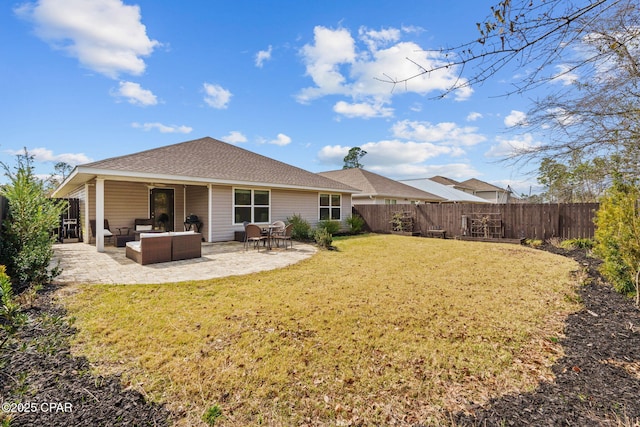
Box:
(125, 231, 202, 265)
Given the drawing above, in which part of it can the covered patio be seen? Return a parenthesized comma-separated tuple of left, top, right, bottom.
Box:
(51, 241, 316, 285)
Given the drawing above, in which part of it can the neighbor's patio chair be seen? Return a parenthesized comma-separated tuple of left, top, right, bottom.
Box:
(89, 219, 115, 245)
(244, 223, 267, 251)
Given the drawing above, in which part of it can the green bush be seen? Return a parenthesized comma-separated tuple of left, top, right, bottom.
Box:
(560, 238, 595, 250)
(0, 265, 27, 350)
(314, 227, 333, 249)
(286, 213, 311, 240)
(346, 214, 365, 234)
(594, 179, 640, 298)
(0, 151, 65, 292)
(316, 219, 341, 235)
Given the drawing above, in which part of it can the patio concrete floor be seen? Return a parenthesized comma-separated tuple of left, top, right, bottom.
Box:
(51, 241, 317, 285)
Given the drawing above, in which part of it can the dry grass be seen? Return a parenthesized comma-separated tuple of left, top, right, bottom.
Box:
(61, 234, 582, 426)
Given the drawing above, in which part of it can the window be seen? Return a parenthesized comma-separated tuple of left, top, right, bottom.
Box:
(384, 199, 397, 205)
(234, 188, 270, 224)
(319, 193, 341, 220)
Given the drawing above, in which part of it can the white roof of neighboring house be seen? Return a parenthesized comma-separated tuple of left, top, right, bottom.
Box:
(399, 178, 490, 203)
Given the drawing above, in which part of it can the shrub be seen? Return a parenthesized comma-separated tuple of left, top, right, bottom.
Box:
(0, 265, 27, 350)
(286, 213, 311, 240)
(594, 179, 640, 300)
(560, 238, 595, 250)
(0, 151, 65, 292)
(314, 228, 333, 249)
(346, 214, 365, 234)
(316, 219, 341, 235)
(524, 238, 543, 248)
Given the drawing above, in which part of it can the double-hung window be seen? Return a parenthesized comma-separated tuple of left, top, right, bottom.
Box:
(234, 189, 270, 224)
(319, 193, 341, 220)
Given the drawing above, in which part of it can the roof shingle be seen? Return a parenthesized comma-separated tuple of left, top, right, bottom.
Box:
(75, 136, 356, 191)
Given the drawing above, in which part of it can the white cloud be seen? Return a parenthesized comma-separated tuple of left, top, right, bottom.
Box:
(552, 64, 579, 85)
(131, 122, 192, 133)
(255, 45, 273, 68)
(269, 133, 292, 146)
(7, 147, 91, 165)
(504, 110, 528, 127)
(466, 112, 483, 121)
(358, 26, 401, 51)
(333, 100, 393, 119)
(547, 107, 580, 126)
(360, 139, 455, 166)
(372, 162, 480, 180)
(15, 0, 159, 79)
(485, 134, 540, 158)
(114, 81, 157, 106)
(391, 120, 486, 147)
(221, 131, 247, 144)
(317, 144, 350, 164)
(203, 83, 232, 109)
(297, 25, 472, 117)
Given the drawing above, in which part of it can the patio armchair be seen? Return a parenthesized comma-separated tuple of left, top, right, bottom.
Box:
(273, 223, 293, 249)
(244, 224, 267, 251)
(89, 219, 115, 245)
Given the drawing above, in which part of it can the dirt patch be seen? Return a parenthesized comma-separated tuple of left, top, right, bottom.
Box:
(451, 244, 640, 426)
(0, 285, 170, 427)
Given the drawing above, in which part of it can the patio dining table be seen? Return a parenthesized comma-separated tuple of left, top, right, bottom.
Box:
(261, 225, 281, 250)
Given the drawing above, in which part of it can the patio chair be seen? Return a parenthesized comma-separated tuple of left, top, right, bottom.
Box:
(273, 223, 293, 249)
(89, 219, 115, 245)
(244, 223, 267, 251)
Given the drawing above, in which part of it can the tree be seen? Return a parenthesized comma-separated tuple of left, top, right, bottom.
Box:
(0, 150, 65, 292)
(380, 0, 640, 170)
(44, 161, 73, 194)
(537, 155, 611, 202)
(343, 147, 367, 169)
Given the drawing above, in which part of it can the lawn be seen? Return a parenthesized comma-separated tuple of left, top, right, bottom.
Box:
(62, 234, 582, 426)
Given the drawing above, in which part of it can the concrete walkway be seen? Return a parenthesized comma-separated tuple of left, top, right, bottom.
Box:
(51, 241, 316, 285)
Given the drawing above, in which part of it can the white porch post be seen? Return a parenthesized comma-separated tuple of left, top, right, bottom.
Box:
(96, 177, 105, 252)
(84, 183, 90, 245)
(207, 184, 213, 242)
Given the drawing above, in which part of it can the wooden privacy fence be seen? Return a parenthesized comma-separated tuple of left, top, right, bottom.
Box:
(353, 203, 599, 241)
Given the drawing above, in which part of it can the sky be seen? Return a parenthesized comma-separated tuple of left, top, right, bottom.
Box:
(0, 0, 557, 195)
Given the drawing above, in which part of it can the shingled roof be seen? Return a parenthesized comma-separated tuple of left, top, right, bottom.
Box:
(53, 137, 357, 196)
(318, 168, 444, 202)
(458, 178, 507, 192)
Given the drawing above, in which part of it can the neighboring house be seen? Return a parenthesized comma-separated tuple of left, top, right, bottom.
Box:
(399, 178, 490, 203)
(428, 176, 514, 203)
(318, 168, 444, 205)
(52, 137, 358, 251)
(457, 178, 514, 203)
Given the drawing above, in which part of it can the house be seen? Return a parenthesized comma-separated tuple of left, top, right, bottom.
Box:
(427, 176, 514, 203)
(457, 178, 514, 203)
(399, 178, 490, 203)
(52, 137, 358, 252)
(318, 168, 444, 205)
